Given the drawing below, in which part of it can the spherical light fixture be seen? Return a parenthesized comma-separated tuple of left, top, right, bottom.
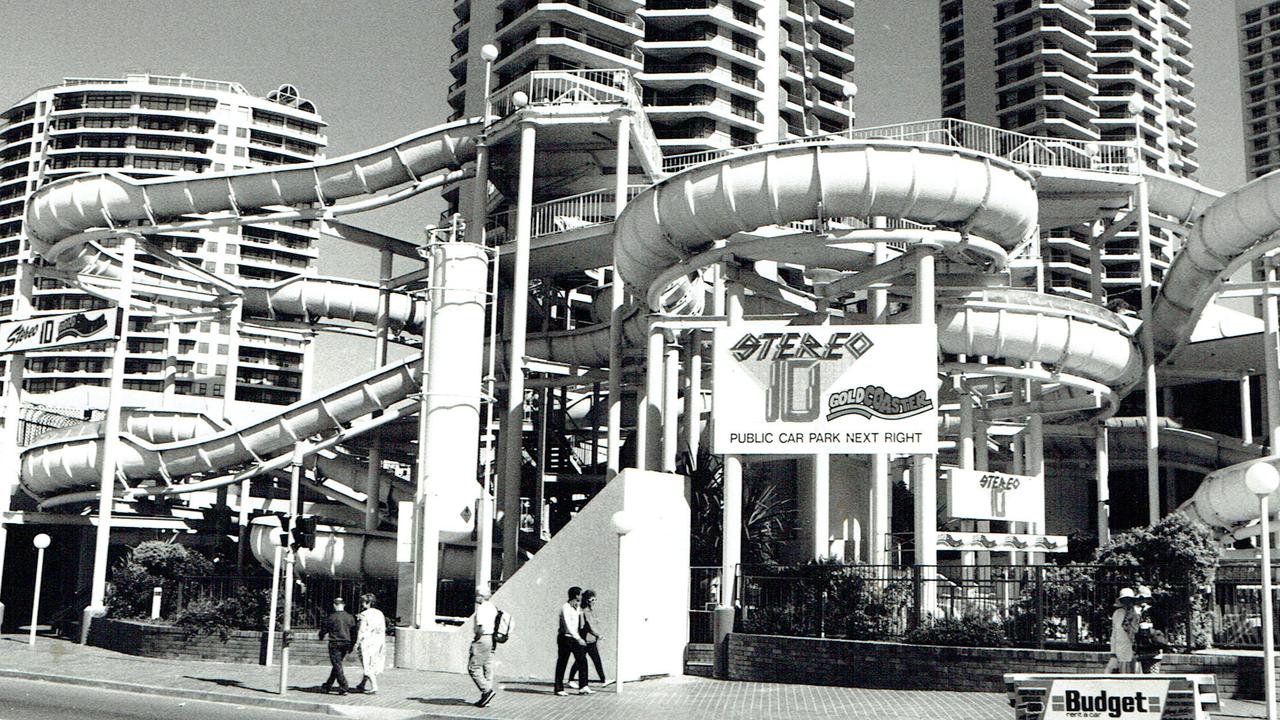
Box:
(1246, 462, 1280, 498)
(842, 82, 858, 99)
(481, 44, 499, 63)
(611, 510, 638, 536)
(32, 533, 50, 550)
(512, 91, 529, 109)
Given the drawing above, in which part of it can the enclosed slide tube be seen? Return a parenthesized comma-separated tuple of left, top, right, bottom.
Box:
(612, 141, 1143, 392)
(1138, 169, 1280, 532)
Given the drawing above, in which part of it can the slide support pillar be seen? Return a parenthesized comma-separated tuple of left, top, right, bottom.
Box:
(714, 279, 745, 679)
(84, 232, 138, 642)
(913, 247, 937, 621)
(501, 122, 537, 581)
(606, 115, 631, 480)
(868, 237, 889, 565)
(1136, 181, 1160, 525)
(1096, 424, 1110, 546)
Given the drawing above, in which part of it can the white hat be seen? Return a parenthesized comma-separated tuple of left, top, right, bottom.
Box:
(1114, 587, 1137, 607)
(1135, 584, 1153, 600)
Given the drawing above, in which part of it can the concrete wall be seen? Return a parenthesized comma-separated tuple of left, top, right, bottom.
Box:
(396, 469, 690, 683)
(728, 633, 1277, 699)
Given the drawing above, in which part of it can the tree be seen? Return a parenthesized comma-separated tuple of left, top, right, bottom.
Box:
(106, 541, 214, 619)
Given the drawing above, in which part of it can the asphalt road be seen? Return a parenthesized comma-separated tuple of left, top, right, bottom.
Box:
(0, 677, 334, 720)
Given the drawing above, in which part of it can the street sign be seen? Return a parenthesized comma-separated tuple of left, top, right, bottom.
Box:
(944, 467, 1045, 525)
(712, 322, 937, 454)
(0, 308, 120, 354)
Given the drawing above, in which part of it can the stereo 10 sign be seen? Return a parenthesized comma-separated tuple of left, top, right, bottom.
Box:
(712, 322, 937, 454)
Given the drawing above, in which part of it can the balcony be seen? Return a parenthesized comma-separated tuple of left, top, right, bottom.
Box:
(497, 0, 644, 43)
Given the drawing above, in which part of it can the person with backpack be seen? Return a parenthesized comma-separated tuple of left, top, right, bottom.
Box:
(569, 589, 609, 686)
(469, 587, 499, 707)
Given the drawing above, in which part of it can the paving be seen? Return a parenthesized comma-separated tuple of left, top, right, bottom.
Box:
(0, 635, 1269, 720)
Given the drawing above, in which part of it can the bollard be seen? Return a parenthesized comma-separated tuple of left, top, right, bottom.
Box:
(151, 586, 162, 620)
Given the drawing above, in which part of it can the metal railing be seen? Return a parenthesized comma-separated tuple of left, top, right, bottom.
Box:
(662, 117, 1138, 174)
(733, 563, 1280, 650)
(486, 184, 649, 244)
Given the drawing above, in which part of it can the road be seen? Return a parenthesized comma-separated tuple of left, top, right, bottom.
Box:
(0, 677, 336, 720)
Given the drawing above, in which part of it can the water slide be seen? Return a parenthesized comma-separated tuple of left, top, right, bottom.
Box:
(17, 111, 1275, 572)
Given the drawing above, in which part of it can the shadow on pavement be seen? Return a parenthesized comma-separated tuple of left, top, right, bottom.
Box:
(409, 697, 473, 707)
(182, 676, 277, 695)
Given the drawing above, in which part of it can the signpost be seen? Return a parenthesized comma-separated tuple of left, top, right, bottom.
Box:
(712, 323, 938, 455)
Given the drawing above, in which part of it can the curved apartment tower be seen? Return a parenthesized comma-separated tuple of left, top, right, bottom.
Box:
(0, 74, 327, 415)
(448, 0, 856, 152)
(940, 0, 1195, 306)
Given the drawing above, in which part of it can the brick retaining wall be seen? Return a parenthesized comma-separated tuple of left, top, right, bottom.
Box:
(727, 633, 1276, 699)
(88, 617, 394, 666)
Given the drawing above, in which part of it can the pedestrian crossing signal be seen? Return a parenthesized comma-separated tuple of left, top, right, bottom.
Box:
(292, 516, 317, 550)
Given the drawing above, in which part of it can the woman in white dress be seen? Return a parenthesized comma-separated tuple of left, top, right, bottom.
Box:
(354, 593, 387, 694)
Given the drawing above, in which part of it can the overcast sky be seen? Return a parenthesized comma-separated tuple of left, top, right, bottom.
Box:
(0, 1, 1246, 392)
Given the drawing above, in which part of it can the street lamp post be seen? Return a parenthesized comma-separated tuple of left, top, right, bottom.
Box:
(842, 82, 857, 134)
(1246, 461, 1280, 720)
(30, 533, 50, 646)
(611, 510, 637, 693)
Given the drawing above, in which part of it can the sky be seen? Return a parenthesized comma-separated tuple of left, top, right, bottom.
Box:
(0, 0, 1247, 392)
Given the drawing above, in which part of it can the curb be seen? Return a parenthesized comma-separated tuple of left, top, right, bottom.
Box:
(0, 668, 411, 718)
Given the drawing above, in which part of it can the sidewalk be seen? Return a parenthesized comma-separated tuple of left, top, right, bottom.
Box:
(0, 635, 1268, 720)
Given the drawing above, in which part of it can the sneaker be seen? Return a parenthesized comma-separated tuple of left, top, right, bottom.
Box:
(601, 679, 614, 687)
(337, 689, 348, 696)
(478, 689, 496, 707)
(554, 690, 569, 696)
(577, 687, 594, 695)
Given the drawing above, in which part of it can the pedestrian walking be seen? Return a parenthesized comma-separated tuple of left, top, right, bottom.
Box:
(1132, 585, 1175, 673)
(469, 587, 499, 707)
(318, 596, 357, 694)
(553, 586, 591, 696)
(1103, 587, 1139, 674)
(569, 589, 609, 686)
(354, 593, 386, 695)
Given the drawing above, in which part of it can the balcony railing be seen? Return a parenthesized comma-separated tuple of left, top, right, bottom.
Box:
(662, 117, 1138, 175)
(497, 0, 644, 31)
(486, 184, 649, 243)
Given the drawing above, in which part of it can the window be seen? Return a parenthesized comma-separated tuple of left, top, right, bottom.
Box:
(84, 115, 130, 129)
(236, 128, 247, 138)
(199, 321, 212, 332)
(234, 147, 246, 157)
(217, 344, 229, 355)
(86, 93, 131, 109)
(188, 98, 215, 112)
(216, 144, 226, 154)
(141, 95, 187, 111)
(198, 342, 209, 353)
(217, 124, 228, 135)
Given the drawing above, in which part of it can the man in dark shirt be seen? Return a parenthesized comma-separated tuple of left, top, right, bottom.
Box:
(318, 597, 357, 694)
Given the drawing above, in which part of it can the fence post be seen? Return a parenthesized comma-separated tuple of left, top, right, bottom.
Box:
(819, 590, 827, 639)
(911, 565, 923, 630)
(1035, 565, 1045, 650)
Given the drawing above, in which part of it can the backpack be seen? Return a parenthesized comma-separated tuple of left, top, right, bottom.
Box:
(494, 609, 513, 644)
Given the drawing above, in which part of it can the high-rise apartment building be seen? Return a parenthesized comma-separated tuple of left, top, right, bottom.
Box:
(0, 74, 327, 411)
(940, 0, 1196, 304)
(448, 0, 857, 155)
(1239, 0, 1280, 179)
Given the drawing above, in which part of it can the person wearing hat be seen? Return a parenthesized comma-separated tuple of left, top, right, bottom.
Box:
(1131, 585, 1174, 673)
(1104, 587, 1140, 673)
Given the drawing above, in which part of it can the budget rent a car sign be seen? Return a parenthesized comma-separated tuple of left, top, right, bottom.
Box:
(712, 322, 937, 455)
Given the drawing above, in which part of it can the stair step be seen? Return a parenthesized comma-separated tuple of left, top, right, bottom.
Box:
(684, 661, 714, 677)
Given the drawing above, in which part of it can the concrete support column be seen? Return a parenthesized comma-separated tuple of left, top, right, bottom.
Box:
(1136, 180, 1160, 525)
(914, 248, 937, 618)
(606, 115, 631, 480)
(0, 253, 33, 628)
(1264, 262, 1280, 451)
(501, 122, 536, 580)
(808, 455, 830, 559)
(714, 280, 745, 678)
(1096, 424, 1111, 546)
(1241, 374, 1255, 446)
(366, 249, 394, 533)
(413, 241, 489, 627)
(638, 322, 664, 471)
(663, 339, 680, 473)
(85, 233, 138, 640)
(868, 239, 890, 565)
(683, 333, 702, 465)
(958, 389, 975, 571)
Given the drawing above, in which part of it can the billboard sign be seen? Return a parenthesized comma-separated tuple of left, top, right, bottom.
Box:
(712, 323, 937, 454)
(1043, 678, 1172, 719)
(944, 467, 1045, 525)
(0, 308, 120, 355)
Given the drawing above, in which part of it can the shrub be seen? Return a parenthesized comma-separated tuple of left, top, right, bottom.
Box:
(906, 612, 1009, 647)
(106, 541, 214, 619)
(739, 560, 911, 640)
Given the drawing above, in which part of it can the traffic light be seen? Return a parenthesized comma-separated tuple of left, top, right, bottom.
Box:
(291, 516, 317, 550)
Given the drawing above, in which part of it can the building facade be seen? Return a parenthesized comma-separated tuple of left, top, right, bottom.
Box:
(1238, 0, 1280, 180)
(0, 74, 327, 412)
(448, 0, 857, 154)
(940, 0, 1196, 304)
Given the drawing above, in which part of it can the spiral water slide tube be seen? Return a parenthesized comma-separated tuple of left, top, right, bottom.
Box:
(1142, 169, 1280, 533)
(611, 141, 1144, 403)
